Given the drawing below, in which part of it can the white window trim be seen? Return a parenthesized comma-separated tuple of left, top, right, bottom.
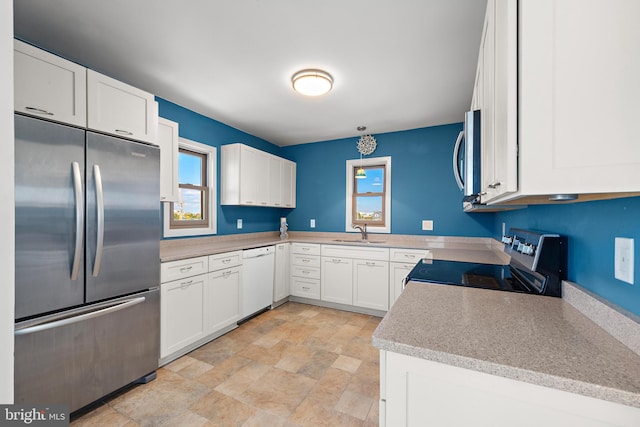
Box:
(345, 156, 391, 234)
(163, 137, 217, 238)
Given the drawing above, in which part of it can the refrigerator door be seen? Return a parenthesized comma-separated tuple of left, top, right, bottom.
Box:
(14, 114, 86, 320)
(85, 132, 160, 302)
(14, 288, 160, 412)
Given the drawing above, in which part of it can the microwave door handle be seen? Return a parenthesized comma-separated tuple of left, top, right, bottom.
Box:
(452, 130, 464, 191)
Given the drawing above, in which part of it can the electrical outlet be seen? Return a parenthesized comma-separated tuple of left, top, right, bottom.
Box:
(615, 237, 634, 285)
(310, 219, 316, 228)
(237, 219, 243, 229)
(422, 220, 433, 231)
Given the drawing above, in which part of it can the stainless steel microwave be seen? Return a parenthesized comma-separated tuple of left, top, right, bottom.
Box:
(453, 109, 481, 203)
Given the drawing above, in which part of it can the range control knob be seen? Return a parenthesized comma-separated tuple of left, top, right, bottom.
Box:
(501, 235, 513, 245)
(521, 244, 536, 256)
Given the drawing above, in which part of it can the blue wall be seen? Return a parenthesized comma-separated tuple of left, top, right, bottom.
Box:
(281, 124, 494, 236)
(494, 197, 640, 316)
(157, 98, 292, 235)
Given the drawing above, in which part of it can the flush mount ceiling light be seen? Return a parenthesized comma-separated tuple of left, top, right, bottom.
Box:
(292, 69, 333, 96)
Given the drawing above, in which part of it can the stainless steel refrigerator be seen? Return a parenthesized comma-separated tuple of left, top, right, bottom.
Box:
(14, 114, 161, 413)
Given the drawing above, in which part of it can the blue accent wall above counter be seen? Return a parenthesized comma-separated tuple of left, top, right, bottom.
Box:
(494, 197, 640, 316)
(281, 124, 494, 237)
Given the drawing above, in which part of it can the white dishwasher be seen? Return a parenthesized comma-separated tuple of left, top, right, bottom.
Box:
(241, 246, 275, 319)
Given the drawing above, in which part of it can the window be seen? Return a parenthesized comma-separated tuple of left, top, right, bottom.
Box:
(345, 156, 391, 234)
(163, 138, 217, 237)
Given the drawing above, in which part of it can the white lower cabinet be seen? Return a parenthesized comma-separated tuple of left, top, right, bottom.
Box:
(353, 259, 389, 311)
(274, 242, 290, 303)
(290, 243, 321, 299)
(160, 251, 242, 362)
(389, 248, 430, 307)
(383, 350, 640, 427)
(160, 273, 207, 359)
(321, 257, 353, 305)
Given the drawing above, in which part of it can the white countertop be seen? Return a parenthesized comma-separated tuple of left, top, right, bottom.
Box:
(372, 282, 640, 408)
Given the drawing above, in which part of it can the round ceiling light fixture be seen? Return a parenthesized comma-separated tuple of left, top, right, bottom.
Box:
(292, 69, 333, 96)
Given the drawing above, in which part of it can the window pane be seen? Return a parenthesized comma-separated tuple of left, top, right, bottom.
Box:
(355, 167, 384, 193)
(174, 188, 204, 220)
(178, 151, 203, 186)
(355, 196, 383, 222)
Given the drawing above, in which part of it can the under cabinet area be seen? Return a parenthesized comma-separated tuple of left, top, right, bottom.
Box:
(14, 39, 87, 127)
(220, 143, 296, 208)
(160, 251, 242, 364)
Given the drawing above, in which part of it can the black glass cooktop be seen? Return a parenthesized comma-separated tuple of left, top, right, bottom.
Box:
(406, 259, 536, 294)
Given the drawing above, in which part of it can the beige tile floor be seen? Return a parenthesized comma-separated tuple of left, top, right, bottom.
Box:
(71, 302, 382, 426)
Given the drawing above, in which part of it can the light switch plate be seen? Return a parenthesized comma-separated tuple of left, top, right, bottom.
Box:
(614, 237, 634, 284)
(310, 219, 316, 228)
(422, 220, 433, 231)
(237, 219, 243, 229)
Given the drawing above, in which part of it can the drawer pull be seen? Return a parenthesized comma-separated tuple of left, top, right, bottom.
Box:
(302, 286, 310, 291)
(302, 247, 310, 251)
(366, 262, 375, 266)
(222, 271, 232, 278)
(222, 259, 231, 264)
(25, 106, 54, 116)
(332, 258, 341, 263)
(302, 270, 310, 275)
(404, 254, 416, 259)
(181, 280, 193, 287)
(302, 259, 310, 263)
(179, 266, 193, 272)
(115, 129, 134, 136)
(488, 182, 502, 189)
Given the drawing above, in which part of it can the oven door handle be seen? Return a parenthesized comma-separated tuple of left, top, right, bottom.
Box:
(452, 130, 464, 191)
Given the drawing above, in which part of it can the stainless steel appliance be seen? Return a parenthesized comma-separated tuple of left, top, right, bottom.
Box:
(453, 109, 481, 203)
(14, 114, 160, 413)
(405, 228, 567, 297)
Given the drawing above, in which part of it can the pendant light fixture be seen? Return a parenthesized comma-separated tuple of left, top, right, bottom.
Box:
(355, 126, 377, 179)
(292, 69, 333, 96)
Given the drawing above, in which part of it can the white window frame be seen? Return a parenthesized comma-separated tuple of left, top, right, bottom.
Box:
(163, 137, 217, 237)
(345, 156, 391, 234)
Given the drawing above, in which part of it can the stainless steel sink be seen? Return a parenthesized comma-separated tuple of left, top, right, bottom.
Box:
(332, 239, 386, 244)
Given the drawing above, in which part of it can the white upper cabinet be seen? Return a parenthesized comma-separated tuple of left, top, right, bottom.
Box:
(14, 39, 87, 127)
(221, 143, 297, 208)
(87, 69, 157, 144)
(157, 117, 179, 202)
(477, 0, 640, 205)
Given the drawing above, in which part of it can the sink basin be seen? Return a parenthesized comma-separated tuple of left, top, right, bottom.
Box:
(332, 239, 386, 244)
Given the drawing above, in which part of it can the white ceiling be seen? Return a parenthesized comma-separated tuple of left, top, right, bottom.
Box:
(13, 0, 487, 147)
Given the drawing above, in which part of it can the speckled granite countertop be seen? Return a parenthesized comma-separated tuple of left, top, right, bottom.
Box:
(160, 231, 510, 264)
(373, 282, 640, 408)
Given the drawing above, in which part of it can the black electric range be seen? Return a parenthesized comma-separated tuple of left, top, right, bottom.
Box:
(405, 228, 567, 297)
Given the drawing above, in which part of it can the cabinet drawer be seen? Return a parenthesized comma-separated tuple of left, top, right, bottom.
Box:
(290, 277, 320, 299)
(161, 256, 208, 283)
(389, 248, 431, 263)
(291, 265, 320, 280)
(321, 244, 389, 261)
(291, 254, 320, 268)
(291, 243, 320, 256)
(209, 250, 242, 271)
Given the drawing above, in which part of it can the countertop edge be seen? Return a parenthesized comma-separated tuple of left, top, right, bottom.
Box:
(372, 336, 640, 409)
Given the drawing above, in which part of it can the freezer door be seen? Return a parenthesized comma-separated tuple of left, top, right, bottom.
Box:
(14, 289, 160, 413)
(14, 114, 86, 319)
(85, 132, 160, 302)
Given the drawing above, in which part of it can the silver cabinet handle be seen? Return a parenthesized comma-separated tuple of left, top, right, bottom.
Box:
(181, 280, 193, 287)
(222, 258, 231, 264)
(488, 182, 502, 189)
(15, 297, 145, 336)
(403, 254, 416, 259)
(71, 162, 84, 281)
(115, 129, 133, 136)
(25, 106, 54, 116)
(93, 164, 104, 277)
(180, 266, 193, 272)
(222, 270, 232, 278)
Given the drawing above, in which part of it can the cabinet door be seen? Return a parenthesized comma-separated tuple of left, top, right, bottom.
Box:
(389, 263, 414, 308)
(269, 155, 282, 206)
(321, 257, 353, 305)
(274, 243, 290, 302)
(87, 70, 158, 144)
(158, 117, 179, 202)
(239, 145, 259, 205)
(516, 0, 640, 197)
(14, 40, 87, 127)
(255, 150, 270, 206)
(160, 275, 207, 358)
(206, 266, 241, 334)
(353, 260, 389, 311)
(281, 160, 296, 208)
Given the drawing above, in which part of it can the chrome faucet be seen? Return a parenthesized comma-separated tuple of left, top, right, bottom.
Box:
(353, 224, 368, 240)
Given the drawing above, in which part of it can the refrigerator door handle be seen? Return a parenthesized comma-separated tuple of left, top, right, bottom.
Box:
(14, 296, 146, 336)
(93, 164, 105, 277)
(71, 161, 84, 281)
